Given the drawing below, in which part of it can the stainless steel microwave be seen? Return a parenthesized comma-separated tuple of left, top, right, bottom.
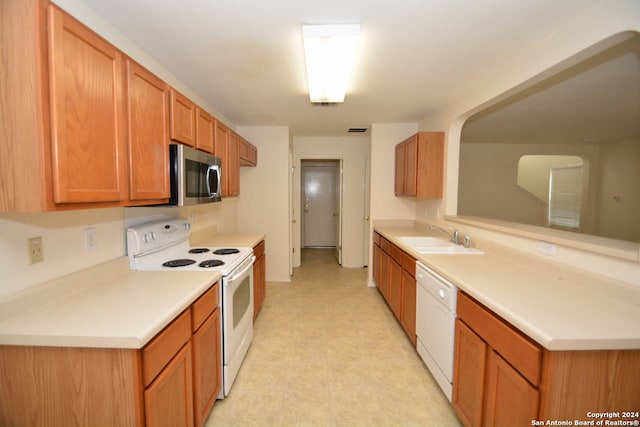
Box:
(168, 144, 222, 205)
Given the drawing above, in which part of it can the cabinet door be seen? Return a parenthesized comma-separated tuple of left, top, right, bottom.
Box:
(214, 121, 229, 196)
(253, 252, 266, 320)
(379, 249, 390, 302)
(484, 350, 539, 427)
(145, 342, 194, 427)
(416, 132, 444, 199)
(404, 135, 418, 196)
(192, 310, 221, 427)
(394, 142, 405, 196)
(372, 244, 381, 287)
(227, 131, 240, 197)
(195, 108, 214, 154)
(453, 319, 487, 427)
(169, 89, 196, 146)
(400, 268, 417, 346)
(126, 60, 170, 201)
(48, 6, 127, 203)
(389, 257, 402, 319)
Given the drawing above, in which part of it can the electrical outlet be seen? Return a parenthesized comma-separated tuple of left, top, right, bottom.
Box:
(538, 240, 556, 256)
(28, 237, 44, 264)
(84, 227, 97, 252)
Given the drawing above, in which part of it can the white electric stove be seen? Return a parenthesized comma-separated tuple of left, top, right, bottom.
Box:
(126, 218, 255, 398)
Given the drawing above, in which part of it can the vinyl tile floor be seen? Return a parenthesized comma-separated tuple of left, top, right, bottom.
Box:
(205, 248, 462, 427)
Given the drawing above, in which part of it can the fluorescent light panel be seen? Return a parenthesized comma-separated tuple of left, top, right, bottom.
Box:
(302, 24, 360, 103)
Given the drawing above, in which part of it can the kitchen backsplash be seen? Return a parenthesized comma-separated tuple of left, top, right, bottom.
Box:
(0, 208, 125, 299)
(0, 199, 239, 299)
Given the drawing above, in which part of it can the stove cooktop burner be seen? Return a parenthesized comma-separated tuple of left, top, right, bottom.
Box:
(199, 259, 225, 268)
(213, 248, 240, 255)
(188, 248, 210, 254)
(163, 259, 196, 268)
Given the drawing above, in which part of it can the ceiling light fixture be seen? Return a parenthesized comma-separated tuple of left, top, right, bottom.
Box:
(302, 24, 360, 104)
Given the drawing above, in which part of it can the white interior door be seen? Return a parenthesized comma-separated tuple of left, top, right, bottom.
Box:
(302, 161, 337, 247)
(363, 158, 371, 266)
(334, 160, 343, 264)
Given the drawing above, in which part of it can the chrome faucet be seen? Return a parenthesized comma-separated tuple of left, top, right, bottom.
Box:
(429, 225, 460, 245)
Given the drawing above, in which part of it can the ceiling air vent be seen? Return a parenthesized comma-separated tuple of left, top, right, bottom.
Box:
(311, 102, 339, 107)
(348, 127, 368, 133)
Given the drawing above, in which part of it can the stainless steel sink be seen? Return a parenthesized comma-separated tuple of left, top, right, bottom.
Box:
(397, 236, 483, 254)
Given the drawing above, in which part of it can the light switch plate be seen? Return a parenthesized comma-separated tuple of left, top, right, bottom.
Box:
(84, 227, 97, 252)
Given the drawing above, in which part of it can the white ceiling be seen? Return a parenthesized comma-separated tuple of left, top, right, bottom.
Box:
(79, 0, 611, 136)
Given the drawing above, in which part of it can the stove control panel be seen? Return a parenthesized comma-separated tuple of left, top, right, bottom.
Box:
(127, 218, 192, 257)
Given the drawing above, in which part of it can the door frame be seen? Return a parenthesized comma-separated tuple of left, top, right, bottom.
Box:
(292, 154, 344, 268)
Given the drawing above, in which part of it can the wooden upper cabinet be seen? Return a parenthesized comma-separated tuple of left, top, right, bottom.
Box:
(404, 135, 418, 196)
(394, 132, 444, 199)
(125, 60, 170, 202)
(215, 121, 240, 198)
(239, 138, 257, 167)
(48, 5, 128, 203)
(195, 108, 215, 154)
(228, 131, 240, 197)
(169, 89, 196, 147)
(214, 120, 229, 195)
(394, 142, 405, 196)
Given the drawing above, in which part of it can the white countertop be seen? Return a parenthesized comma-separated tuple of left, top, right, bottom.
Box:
(0, 257, 221, 349)
(375, 225, 640, 351)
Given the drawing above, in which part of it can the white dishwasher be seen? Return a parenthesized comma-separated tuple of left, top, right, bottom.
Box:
(415, 261, 457, 401)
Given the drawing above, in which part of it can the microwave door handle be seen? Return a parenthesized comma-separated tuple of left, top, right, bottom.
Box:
(206, 165, 215, 198)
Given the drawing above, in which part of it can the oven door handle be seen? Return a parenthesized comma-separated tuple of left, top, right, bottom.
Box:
(227, 256, 256, 283)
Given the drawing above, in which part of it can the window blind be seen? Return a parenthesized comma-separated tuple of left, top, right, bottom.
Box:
(548, 165, 583, 230)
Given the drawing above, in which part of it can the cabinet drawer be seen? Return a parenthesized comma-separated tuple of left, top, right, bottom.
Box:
(390, 243, 403, 261)
(253, 240, 265, 258)
(380, 236, 391, 253)
(143, 308, 192, 387)
(400, 251, 416, 276)
(457, 292, 542, 386)
(192, 283, 219, 332)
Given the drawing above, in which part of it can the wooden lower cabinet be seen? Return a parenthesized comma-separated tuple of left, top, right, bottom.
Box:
(400, 268, 417, 346)
(484, 351, 539, 427)
(389, 257, 402, 319)
(453, 291, 640, 426)
(453, 319, 487, 427)
(192, 309, 221, 427)
(0, 282, 222, 427)
(145, 343, 194, 427)
(373, 232, 417, 346)
(253, 240, 266, 320)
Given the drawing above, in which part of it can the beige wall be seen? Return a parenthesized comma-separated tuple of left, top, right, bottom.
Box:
(596, 139, 640, 241)
(370, 123, 418, 221)
(416, 0, 640, 284)
(236, 126, 291, 282)
(0, 208, 124, 298)
(292, 136, 371, 268)
(458, 143, 601, 231)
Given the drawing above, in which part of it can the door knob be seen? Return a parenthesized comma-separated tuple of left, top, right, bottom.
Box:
(365, 216, 370, 220)
(292, 219, 297, 223)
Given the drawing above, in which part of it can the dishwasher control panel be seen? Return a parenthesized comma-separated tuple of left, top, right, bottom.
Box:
(416, 262, 457, 311)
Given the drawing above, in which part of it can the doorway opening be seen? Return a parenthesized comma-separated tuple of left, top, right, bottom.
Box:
(300, 159, 342, 265)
